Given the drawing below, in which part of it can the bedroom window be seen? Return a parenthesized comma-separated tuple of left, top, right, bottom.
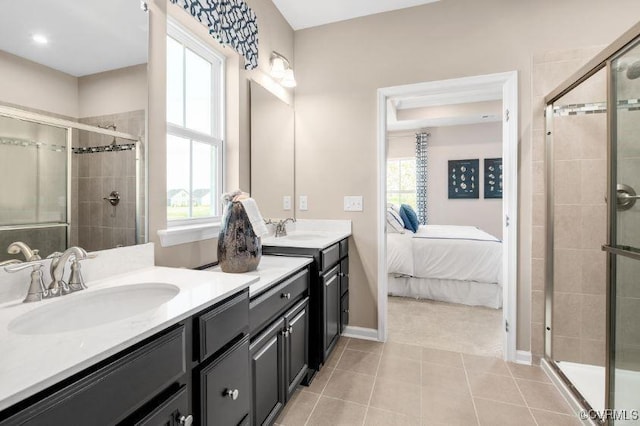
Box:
(387, 157, 417, 208)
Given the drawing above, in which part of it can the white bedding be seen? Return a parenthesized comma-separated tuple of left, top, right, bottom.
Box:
(387, 225, 502, 285)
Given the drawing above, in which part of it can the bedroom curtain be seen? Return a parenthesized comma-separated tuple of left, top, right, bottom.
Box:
(415, 132, 429, 225)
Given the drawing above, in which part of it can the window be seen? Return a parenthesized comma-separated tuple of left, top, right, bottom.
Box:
(166, 21, 224, 226)
(387, 157, 416, 208)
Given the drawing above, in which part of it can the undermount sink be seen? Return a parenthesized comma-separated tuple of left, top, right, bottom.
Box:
(279, 233, 325, 241)
(8, 283, 180, 335)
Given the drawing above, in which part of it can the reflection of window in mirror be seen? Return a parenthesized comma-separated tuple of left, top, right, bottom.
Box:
(387, 158, 417, 209)
(166, 20, 225, 226)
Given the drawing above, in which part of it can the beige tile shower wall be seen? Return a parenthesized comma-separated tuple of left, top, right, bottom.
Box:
(531, 59, 608, 364)
(295, 0, 640, 342)
(73, 110, 144, 251)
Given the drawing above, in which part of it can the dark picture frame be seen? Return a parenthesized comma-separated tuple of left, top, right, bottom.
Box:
(448, 159, 479, 199)
(484, 158, 503, 199)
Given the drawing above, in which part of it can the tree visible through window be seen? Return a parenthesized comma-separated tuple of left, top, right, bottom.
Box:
(166, 21, 224, 225)
(387, 158, 417, 208)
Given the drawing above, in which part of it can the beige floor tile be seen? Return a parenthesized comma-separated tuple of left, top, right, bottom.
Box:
(377, 354, 421, 385)
(275, 390, 320, 426)
(364, 407, 421, 426)
(531, 409, 582, 425)
(516, 379, 574, 415)
(369, 377, 422, 418)
(306, 396, 367, 426)
(347, 338, 384, 354)
(462, 354, 511, 376)
(474, 398, 536, 426)
(421, 362, 469, 395)
(507, 362, 551, 383)
(306, 366, 334, 394)
(383, 341, 423, 361)
(323, 369, 375, 405)
(421, 347, 464, 368)
(336, 349, 381, 375)
(422, 387, 478, 425)
(467, 372, 526, 406)
(325, 345, 344, 369)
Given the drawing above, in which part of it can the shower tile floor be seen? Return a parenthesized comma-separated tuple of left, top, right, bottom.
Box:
(277, 297, 577, 425)
(275, 337, 580, 425)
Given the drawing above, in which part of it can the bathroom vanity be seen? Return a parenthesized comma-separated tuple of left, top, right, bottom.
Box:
(261, 221, 351, 382)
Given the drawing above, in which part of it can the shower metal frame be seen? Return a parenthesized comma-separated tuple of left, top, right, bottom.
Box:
(543, 21, 640, 423)
(0, 105, 144, 250)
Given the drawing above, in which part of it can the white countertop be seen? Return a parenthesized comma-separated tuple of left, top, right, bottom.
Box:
(207, 255, 313, 298)
(261, 219, 351, 250)
(0, 266, 258, 412)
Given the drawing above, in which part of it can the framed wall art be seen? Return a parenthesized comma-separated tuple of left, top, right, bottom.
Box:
(484, 158, 503, 199)
(448, 159, 479, 199)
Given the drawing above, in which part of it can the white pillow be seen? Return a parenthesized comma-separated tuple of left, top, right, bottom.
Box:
(386, 208, 405, 233)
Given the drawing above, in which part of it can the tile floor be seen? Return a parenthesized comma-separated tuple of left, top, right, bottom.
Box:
(387, 296, 503, 357)
(275, 337, 580, 426)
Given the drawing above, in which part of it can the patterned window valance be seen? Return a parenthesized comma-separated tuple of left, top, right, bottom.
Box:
(170, 0, 258, 70)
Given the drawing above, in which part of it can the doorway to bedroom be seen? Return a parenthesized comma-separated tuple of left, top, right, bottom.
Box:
(377, 72, 519, 361)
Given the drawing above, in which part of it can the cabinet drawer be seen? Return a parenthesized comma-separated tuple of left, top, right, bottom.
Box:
(250, 269, 309, 335)
(320, 244, 340, 272)
(2, 326, 186, 426)
(339, 239, 348, 259)
(197, 291, 249, 362)
(199, 337, 251, 426)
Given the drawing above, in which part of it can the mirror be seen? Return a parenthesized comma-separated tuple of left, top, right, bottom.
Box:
(0, 0, 148, 261)
(250, 81, 295, 219)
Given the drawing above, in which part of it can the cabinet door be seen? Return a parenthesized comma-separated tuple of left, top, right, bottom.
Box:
(339, 257, 349, 296)
(134, 385, 189, 426)
(250, 318, 285, 426)
(341, 293, 349, 333)
(323, 266, 340, 359)
(199, 337, 250, 426)
(284, 298, 309, 399)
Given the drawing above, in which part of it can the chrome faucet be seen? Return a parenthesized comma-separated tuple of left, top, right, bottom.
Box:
(266, 218, 296, 237)
(49, 247, 89, 296)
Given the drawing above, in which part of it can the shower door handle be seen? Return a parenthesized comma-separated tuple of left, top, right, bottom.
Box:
(617, 184, 638, 211)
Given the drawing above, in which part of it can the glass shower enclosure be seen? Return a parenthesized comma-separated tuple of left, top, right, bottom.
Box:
(545, 22, 640, 424)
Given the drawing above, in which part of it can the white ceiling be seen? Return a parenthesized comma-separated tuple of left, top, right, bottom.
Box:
(0, 0, 148, 77)
(272, 0, 440, 30)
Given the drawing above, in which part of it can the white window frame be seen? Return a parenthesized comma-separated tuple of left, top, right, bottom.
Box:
(166, 19, 225, 229)
(386, 157, 416, 205)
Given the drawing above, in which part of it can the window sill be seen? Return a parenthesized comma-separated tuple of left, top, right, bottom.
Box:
(157, 222, 221, 247)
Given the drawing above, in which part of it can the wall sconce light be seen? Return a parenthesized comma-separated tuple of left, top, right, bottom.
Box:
(270, 51, 296, 88)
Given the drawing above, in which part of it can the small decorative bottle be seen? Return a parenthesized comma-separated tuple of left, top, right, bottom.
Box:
(217, 200, 262, 273)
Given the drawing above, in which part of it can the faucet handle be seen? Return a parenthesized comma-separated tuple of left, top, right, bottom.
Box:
(4, 260, 44, 273)
(67, 259, 87, 292)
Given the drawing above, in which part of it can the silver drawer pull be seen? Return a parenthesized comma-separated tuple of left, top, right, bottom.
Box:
(179, 414, 194, 426)
(224, 388, 239, 400)
(281, 292, 291, 299)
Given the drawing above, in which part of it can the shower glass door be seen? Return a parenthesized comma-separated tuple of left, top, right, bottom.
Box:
(610, 36, 640, 425)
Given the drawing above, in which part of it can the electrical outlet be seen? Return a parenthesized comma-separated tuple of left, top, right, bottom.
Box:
(299, 195, 308, 211)
(283, 195, 291, 210)
(344, 196, 363, 212)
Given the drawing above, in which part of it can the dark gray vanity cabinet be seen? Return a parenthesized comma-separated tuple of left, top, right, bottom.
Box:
(248, 267, 310, 426)
(0, 289, 251, 426)
(262, 238, 349, 381)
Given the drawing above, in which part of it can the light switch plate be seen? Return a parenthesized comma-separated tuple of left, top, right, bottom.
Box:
(344, 195, 363, 211)
(283, 195, 291, 210)
(299, 195, 308, 211)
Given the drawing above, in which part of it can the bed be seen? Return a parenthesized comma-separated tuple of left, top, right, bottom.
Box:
(387, 225, 502, 309)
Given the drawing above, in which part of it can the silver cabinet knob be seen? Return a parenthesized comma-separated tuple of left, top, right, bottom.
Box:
(225, 388, 239, 400)
(288, 325, 293, 334)
(179, 414, 193, 426)
(281, 292, 291, 299)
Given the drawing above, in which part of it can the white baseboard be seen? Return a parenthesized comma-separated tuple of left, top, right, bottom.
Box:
(341, 326, 380, 341)
(515, 350, 532, 365)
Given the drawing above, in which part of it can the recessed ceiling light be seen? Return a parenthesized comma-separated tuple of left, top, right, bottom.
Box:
(32, 34, 48, 45)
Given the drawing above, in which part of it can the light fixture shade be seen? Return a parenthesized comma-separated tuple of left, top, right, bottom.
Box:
(270, 57, 286, 79)
(281, 68, 297, 88)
